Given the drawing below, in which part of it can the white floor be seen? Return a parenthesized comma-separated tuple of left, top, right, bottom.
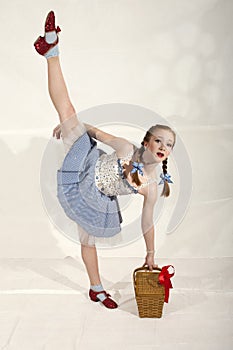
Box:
(0, 257, 232, 350)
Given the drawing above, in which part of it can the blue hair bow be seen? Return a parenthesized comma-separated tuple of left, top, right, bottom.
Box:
(131, 162, 144, 176)
(159, 173, 173, 185)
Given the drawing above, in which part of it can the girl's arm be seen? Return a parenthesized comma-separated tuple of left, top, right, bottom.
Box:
(141, 184, 158, 270)
(53, 122, 116, 143)
(84, 123, 134, 158)
(53, 122, 133, 157)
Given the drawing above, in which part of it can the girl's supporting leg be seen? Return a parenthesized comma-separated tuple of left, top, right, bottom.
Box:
(81, 244, 102, 285)
(81, 244, 118, 308)
(47, 56, 76, 124)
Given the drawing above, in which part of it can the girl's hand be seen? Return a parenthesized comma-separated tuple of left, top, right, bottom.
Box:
(53, 124, 62, 139)
(144, 253, 158, 271)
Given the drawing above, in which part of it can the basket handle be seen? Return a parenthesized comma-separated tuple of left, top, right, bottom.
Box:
(133, 265, 162, 286)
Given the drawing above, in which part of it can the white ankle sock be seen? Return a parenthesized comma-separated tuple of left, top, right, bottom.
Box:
(45, 31, 57, 44)
(44, 45, 59, 59)
(91, 284, 107, 302)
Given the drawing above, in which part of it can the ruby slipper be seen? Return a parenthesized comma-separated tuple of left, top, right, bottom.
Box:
(34, 10, 61, 56)
(89, 289, 118, 309)
(45, 10, 61, 33)
(34, 35, 59, 56)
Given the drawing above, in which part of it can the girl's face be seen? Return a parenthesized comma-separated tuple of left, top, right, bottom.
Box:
(144, 128, 175, 162)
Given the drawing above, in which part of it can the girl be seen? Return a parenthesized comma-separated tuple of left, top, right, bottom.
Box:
(34, 11, 176, 309)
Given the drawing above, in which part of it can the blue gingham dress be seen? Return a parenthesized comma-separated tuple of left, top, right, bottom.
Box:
(57, 131, 123, 238)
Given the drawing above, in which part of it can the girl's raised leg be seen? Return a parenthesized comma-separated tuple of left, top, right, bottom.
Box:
(47, 56, 76, 124)
(34, 11, 77, 125)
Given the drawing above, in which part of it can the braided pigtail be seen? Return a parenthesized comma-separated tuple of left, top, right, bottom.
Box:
(131, 145, 145, 186)
(161, 158, 170, 197)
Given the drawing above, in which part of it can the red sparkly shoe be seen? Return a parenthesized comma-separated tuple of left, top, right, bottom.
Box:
(34, 35, 59, 56)
(44, 10, 61, 33)
(34, 10, 61, 56)
(89, 289, 118, 309)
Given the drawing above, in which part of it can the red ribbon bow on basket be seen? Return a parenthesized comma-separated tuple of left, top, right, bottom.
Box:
(158, 265, 175, 303)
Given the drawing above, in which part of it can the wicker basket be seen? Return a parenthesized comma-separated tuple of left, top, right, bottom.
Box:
(133, 266, 165, 318)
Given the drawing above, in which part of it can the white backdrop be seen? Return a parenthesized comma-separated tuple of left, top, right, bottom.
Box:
(0, 0, 232, 259)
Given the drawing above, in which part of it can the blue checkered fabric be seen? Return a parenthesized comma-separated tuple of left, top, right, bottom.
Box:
(57, 132, 122, 238)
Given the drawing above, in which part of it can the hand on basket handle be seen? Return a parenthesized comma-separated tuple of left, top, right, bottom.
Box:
(143, 253, 158, 271)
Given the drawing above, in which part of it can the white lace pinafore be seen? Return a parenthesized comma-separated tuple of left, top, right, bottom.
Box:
(95, 151, 157, 196)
